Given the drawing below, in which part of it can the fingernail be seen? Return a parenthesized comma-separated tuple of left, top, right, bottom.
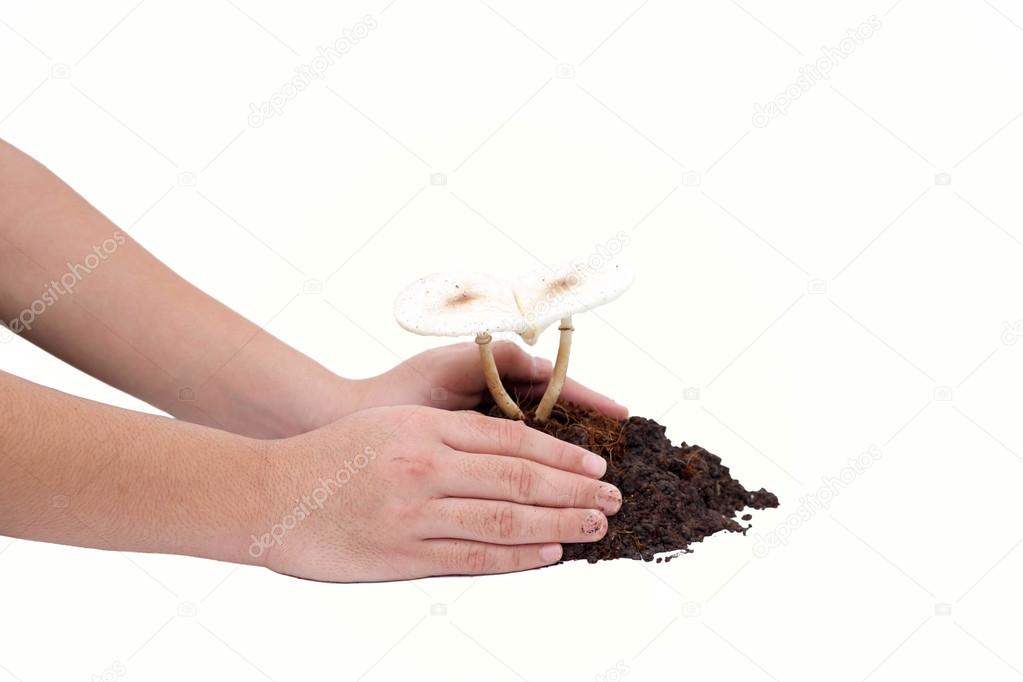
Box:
(583, 453, 607, 477)
(596, 484, 622, 514)
(582, 510, 606, 536)
(540, 543, 563, 563)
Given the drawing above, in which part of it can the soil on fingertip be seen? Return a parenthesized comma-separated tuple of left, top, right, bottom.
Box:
(479, 401, 779, 563)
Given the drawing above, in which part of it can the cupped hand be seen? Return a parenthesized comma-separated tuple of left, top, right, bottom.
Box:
(254, 405, 622, 581)
(350, 341, 628, 420)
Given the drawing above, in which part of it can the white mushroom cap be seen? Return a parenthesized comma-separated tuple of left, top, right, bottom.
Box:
(394, 272, 526, 337)
(512, 259, 635, 344)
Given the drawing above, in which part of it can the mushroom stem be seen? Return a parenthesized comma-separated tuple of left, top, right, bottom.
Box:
(476, 333, 525, 420)
(534, 317, 573, 423)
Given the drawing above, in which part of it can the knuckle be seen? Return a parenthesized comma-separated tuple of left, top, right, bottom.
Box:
(491, 504, 517, 540)
(555, 478, 588, 508)
(581, 479, 602, 506)
(391, 500, 420, 524)
(511, 546, 532, 571)
(533, 510, 563, 540)
(501, 461, 535, 499)
(463, 544, 492, 573)
(441, 544, 461, 571)
(576, 448, 594, 472)
(403, 406, 430, 428)
(459, 411, 493, 439)
(389, 453, 435, 483)
(562, 445, 585, 472)
(552, 511, 568, 539)
(494, 418, 527, 452)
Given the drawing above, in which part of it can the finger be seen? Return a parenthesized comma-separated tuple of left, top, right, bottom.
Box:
(419, 498, 607, 544)
(420, 539, 563, 576)
(509, 377, 629, 420)
(558, 377, 629, 418)
(491, 341, 629, 418)
(443, 411, 608, 478)
(438, 450, 622, 515)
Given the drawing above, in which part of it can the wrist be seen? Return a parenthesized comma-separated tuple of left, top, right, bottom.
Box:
(232, 437, 279, 568)
(192, 366, 356, 439)
(178, 328, 361, 438)
(298, 372, 364, 430)
(172, 432, 277, 567)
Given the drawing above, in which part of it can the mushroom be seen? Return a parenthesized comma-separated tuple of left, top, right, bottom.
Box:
(393, 260, 634, 423)
(394, 272, 527, 420)
(512, 260, 634, 422)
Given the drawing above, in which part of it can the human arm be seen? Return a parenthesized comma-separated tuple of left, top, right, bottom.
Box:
(0, 369, 621, 580)
(0, 138, 351, 438)
(0, 369, 267, 564)
(0, 139, 626, 438)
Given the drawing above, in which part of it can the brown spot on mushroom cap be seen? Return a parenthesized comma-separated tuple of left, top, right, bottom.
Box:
(445, 290, 478, 307)
(394, 272, 525, 337)
(511, 260, 634, 343)
(545, 274, 581, 295)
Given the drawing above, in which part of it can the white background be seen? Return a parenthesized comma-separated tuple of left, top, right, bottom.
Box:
(3, 1, 1023, 680)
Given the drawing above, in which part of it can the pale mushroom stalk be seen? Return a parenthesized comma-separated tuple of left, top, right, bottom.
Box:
(534, 317, 573, 423)
(476, 333, 525, 420)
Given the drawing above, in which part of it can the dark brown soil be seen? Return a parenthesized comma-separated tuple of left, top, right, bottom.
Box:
(481, 402, 779, 563)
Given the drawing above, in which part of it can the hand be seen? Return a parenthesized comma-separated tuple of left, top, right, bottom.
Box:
(350, 341, 628, 419)
(254, 405, 623, 581)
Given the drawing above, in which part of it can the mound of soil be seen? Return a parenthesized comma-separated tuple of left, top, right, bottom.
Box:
(482, 402, 779, 563)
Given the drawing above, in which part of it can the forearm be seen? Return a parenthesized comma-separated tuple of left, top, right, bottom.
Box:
(0, 139, 353, 437)
(0, 369, 269, 564)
